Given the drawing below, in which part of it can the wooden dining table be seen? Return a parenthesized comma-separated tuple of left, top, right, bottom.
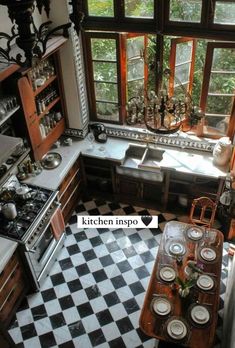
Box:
(139, 221, 224, 348)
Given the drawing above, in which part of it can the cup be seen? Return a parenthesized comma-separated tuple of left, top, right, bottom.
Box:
(54, 140, 61, 148)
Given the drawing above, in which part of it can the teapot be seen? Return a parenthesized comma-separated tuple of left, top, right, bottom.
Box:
(15, 184, 33, 200)
(1, 202, 17, 220)
(213, 137, 232, 167)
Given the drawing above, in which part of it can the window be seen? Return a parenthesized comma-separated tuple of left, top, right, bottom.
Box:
(169, 38, 196, 97)
(200, 43, 235, 137)
(81, 0, 235, 138)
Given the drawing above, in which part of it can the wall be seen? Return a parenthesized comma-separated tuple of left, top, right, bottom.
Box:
(48, 0, 85, 131)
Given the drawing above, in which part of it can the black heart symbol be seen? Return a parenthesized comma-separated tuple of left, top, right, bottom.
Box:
(141, 215, 152, 226)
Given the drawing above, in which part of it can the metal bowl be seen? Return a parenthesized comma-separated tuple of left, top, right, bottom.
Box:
(41, 152, 62, 169)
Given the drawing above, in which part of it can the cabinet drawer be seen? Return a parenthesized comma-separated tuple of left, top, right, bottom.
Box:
(59, 160, 80, 196)
(0, 262, 22, 307)
(62, 183, 81, 223)
(0, 253, 18, 290)
(0, 278, 25, 324)
(60, 173, 81, 208)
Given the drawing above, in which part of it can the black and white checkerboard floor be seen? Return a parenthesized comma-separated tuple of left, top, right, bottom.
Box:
(8, 197, 229, 348)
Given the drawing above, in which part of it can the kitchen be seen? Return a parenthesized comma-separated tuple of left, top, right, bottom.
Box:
(0, 1, 235, 348)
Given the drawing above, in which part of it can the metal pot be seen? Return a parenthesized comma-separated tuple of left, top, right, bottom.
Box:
(1, 201, 17, 220)
(15, 184, 33, 200)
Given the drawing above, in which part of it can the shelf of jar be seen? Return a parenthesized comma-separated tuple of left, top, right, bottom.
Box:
(33, 75, 57, 97)
(0, 106, 20, 128)
(37, 97, 60, 120)
(40, 117, 65, 141)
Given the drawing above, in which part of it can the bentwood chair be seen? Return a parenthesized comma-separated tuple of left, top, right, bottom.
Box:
(189, 196, 217, 229)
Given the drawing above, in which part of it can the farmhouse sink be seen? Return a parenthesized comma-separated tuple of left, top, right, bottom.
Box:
(116, 144, 164, 182)
(121, 144, 147, 169)
(138, 148, 165, 170)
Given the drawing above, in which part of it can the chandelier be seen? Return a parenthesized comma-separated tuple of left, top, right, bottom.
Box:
(0, 0, 83, 67)
(126, 69, 199, 134)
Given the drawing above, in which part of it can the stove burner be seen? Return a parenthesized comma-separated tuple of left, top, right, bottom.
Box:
(6, 157, 16, 165)
(0, 164, 7, 178)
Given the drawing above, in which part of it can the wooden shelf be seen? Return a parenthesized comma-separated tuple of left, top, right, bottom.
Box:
(43, 117, 65, 140)
(33, 75, 57, 97)
(0, 106, 20, 128)
(38, 97, 60, 120)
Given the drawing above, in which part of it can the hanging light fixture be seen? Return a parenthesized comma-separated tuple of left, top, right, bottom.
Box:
(126, 69, 201, 134)
(0, 0, 71, 67)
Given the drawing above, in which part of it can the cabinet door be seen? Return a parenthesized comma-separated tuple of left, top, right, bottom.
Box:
(117, 175, 140, 197)
(18, 76, 42, 149)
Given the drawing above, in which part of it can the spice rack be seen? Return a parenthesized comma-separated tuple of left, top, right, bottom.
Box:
(17, 36, 67, 160)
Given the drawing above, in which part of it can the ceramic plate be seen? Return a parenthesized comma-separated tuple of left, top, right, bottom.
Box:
(197, 274, 214, 290)
(152, 298, 171, 316)
(169, 242, 186, 256)
(159, 266, 176, 282)
(187, 226, 203, 241)
(191, 305, 210, 324)
(167, 319, 187, 340)
(200, 247, 216, 261)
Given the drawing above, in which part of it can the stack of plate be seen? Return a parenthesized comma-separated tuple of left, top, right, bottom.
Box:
(166, 318, 187, 340)
(197, 274, 214, 291)
(200, 247, 216, 261)
(191, 305, 210, 325)
(152, 297, 171, 316)
(186, 226, 203, 241)
(169, 242, 186, 256)
(159, 266, 176, 282)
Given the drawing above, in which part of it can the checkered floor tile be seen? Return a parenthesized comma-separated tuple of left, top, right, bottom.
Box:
(8, 198, 229, 348)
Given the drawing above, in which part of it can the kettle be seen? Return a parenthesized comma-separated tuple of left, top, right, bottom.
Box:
(89, 123, 107, 143)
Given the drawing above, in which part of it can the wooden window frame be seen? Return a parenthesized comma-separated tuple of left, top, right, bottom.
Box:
(83, 32, 123, 124)
(209, 0, 235, 30)
(168, 37, 196, 97)
(200, 42, 235, 139)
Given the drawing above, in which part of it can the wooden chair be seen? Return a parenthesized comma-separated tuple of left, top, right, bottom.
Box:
(189, 196, 217, 228)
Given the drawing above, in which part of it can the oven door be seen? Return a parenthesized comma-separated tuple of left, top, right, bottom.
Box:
(25, 207, 65, 284)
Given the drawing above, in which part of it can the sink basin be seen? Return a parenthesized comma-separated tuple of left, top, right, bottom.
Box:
(121, 144, 147, 168)
(138, 148, 165, 170)
(116, 144, 164, 182)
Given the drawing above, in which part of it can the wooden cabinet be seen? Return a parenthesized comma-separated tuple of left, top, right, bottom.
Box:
(59, 159, 82, 224)
(168, 171, 224, 207)
(17, 36, 67, 160)
(81, 156, 116, 194)
(115, 172, 168, 208)
(0, 250, 29, 329)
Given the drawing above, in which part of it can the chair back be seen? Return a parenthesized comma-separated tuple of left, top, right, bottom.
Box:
(189, 196, 217, 228)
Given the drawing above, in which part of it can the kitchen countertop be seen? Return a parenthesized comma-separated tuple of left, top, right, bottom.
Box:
(23, 135, 229, 190)
(0, 237, 18, 274)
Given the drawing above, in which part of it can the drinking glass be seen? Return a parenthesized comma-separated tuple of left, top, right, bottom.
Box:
(87, 132, 95, 150)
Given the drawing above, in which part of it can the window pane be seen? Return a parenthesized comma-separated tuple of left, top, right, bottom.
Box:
(205, 116, 229, 135)
(127, 37, 144, 59)
(96, 102, 119, 121)
(128, 60, 144, 81)
(128, 79, 144, 99)
(206, 95, 233, 115)
(93, 62, 117, 82)
(170, 0, 202, 22)
(212, 48, 235, 71)
(95, 82, 118, 102)
(87, 0, 114, 17)
(91, 39, 116, 61)
(214, 1, 235, 25)
(176, 42, 193, 64)
(125, 0, 154, 18)
(209, 73, 235, 94)
(175, 63, 190, 85)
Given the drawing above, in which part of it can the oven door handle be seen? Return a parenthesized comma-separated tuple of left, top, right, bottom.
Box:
(27, 247, 37, 253)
